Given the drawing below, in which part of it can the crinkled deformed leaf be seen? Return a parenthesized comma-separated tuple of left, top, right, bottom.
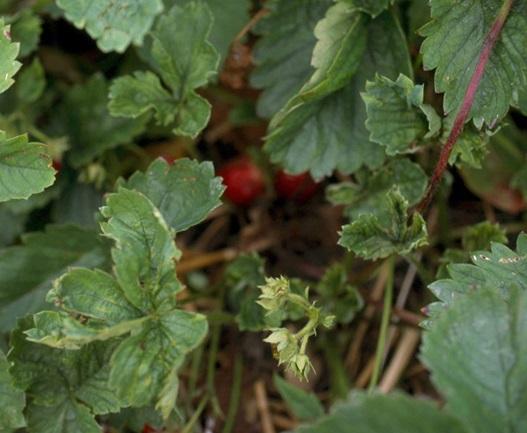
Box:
(109, 2, 219, 138)
(56, 0, 163, 53)
(293, 391, 467, 433)
(339, 188, 428, 259)
(0, 349, 25, 431)
(426, 234, 527, 323)
(422, 288, 527, 433)
(10, 9, 42, 57)
(99, 188, 182, 311)
(56, 74, 147, 168)
(0, 224, 111, 332)
(9, 317, 123, 433)
(26, 188, 208, 418)
(118, 158, 224, 232)
(315, 263, 363, 324)
(363, 74, 441, 154)
(0, 19, 20, 94)
(0, 132, 55, 202)
(109, 309, 207, 416)
(327, 158, 427, 220)
(420, 0, 527, 126)
(250, 0, 332, 118)
(265, 9, 412, 179)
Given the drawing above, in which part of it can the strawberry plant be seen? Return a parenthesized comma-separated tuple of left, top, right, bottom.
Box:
(0, 1, 526, 433)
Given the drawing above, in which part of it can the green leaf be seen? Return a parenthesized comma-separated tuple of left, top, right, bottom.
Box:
(99, 188, 182, 311)
(307, 2, 367, 95)
(326, 158, 427, 220)
(50, 269, 142, 324)
(435, 221, 508, 280)
(0, 204, 27, 246)
(0, 19, 21, 95)
(427, 234, 527, 322)
(265, 9, 412, 179)
(56, 74, 147, 168)
(109, 2, 219, 138)
(512, 165, 527, 199)
(424, 234, 527, 327)
(407, 0, 431, 39)
(293, 392, 467, 433)
(448, 123, 489, 169)
(56, 0, 163, 53)
(0, 132, 55, 202)
(109, 309, 207, 416)
(224, 253, 281, 331)
(16, 58, 45, 104)
(315, 263, 363, 324)
(106, 405, 163, 433)
(420, 0, 527, 126)
(26, 189, 209, 417)
(519, 90, 527, 115)
(0, 186, 63, 247)
(362, 73, 441, 154)
(177, 0, 251, 62)
(10, 9, 42, 57)
(27, 402, 100, 433)
(459, 122, 527, 213)
(250, 0, 332, 118)
(273, 374, 324, 422)
(0, 224, 111, 332)
(339, 188, 428, 260)
(107, 71, 175, 125)
(50, 181, 103, 227)
(461, 221, 507, 251)
(119, 158, 224, 233)
(346, 0, 393, 17)
(422, 288, 527, 433)
(0, 349, 25, 431)
(9, 317, 123, 433)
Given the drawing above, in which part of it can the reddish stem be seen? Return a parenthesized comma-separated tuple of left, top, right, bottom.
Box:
(417, 0, 515, 212)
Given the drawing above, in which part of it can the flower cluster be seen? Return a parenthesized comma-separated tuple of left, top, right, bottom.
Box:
(258, 277, 335, 380)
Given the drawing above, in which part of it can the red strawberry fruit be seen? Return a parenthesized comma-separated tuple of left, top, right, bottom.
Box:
(219, 156, 266, 206)
(52, 159, 62, 172)
(142, 423, 157, 433)
(161, 154, 176, 165)
(274, 169, 319, 203)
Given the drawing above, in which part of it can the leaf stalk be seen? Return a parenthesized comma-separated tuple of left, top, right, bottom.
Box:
(417, 0, 515, 212)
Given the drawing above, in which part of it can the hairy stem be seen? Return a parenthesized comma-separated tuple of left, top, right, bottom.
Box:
(368, 256, 394, 392)
(417, 0, 515, 212)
